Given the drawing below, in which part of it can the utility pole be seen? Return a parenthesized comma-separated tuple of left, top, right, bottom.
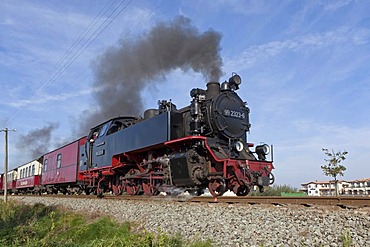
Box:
(1, 128, 16, 203)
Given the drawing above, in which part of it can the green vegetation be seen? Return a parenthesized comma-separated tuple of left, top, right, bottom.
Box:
(250, 184, 300, 196)
(341, 230, 352, 247)
(321, 148, 348, 196)
(0, 200, 212, 247)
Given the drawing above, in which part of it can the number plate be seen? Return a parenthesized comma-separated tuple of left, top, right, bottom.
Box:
(223, 109, 246, 119)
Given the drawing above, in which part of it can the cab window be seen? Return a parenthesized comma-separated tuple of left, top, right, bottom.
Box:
(107, 121, 123, 135)
(98, 123, 110, 138)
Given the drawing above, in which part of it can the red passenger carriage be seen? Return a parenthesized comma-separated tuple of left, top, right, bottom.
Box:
(16, 158, 43, 194)
(6, 170, 17, 194)
(41, 137, 86, 194)
(0, 173, 3, 192)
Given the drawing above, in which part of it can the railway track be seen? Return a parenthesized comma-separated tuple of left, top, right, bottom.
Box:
(190, 196, 370, 208)
(12, 194, 370, 208)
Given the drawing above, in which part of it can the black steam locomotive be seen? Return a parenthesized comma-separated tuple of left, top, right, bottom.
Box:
(79, 73, 274, 196)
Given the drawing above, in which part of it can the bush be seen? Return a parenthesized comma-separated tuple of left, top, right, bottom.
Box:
(249, 184, 299, 196)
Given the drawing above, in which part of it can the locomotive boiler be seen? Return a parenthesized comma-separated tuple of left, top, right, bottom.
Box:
(79, 73, 274, 197)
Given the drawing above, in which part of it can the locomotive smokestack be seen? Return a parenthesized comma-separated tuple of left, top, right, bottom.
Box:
(77, 16, 223, 135)
(206, 82, 220, 98)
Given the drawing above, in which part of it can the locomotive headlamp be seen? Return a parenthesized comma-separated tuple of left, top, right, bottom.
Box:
(255, 144, 270, 160)
(229, 74, 241, 85)
(228, 73, 242, 90)
(258, 144, 270, 155)
(235, 141, 244, 152)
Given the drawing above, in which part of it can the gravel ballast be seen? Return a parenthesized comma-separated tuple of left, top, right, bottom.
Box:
(12, 196, 370, 247)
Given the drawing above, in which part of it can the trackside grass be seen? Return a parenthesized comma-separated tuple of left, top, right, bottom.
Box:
(0, 200, 213, 247)
(249, 184, 299, 196)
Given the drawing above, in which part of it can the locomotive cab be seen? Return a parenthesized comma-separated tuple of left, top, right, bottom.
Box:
(82, 116, 140, 170)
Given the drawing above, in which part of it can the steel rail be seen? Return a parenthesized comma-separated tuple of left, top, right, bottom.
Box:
(190, 196, 370, 207)
(11, 194, 370, 207)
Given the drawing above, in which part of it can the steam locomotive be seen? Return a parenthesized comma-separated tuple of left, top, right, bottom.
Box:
(1, 73, 274, 197)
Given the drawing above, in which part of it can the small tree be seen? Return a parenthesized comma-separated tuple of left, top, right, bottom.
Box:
(321, 148, 348, 196)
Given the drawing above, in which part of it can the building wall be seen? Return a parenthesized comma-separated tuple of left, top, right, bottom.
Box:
(300, 180, 370, 196)
(343, 180, 370, 196)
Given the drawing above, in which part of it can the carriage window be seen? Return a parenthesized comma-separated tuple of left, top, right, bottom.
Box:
(44, 159, 48, 172)
(57, 154, 62, 169)
(26, 167, 29, 177)
(32, 165, 35, 176)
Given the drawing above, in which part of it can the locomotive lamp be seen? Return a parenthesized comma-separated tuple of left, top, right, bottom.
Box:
(228, 73, 242, 90)
(255, 144, 270, 160)
(235, 141, 244, 152)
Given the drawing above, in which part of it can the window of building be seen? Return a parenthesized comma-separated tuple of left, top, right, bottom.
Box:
(57, 154, 62, 169)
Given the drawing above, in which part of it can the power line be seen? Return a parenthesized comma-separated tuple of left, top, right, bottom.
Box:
(3, 0, 177, 128)
(31, 0, 117, 99)
(2, 0, 132, 127)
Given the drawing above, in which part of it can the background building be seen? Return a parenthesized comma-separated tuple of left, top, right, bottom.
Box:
(344, 178, 370, 196)
(301, 178, 370, 196)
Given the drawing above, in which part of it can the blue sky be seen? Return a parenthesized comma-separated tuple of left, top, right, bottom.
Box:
(1, 0, 370, 188)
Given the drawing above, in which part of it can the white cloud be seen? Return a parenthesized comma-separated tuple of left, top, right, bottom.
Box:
(3, 86, 102, 108)
(228, 27, 370, 70)
(271, 120, 370, 186)
(320, 0, 354, 11)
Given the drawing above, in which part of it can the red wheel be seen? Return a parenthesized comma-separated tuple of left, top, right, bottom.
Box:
(126, 184, 139, 195)
(143, 182, 159, 196)
(125, 169, 141, 195)
(208, 179, 227, 197)
(97, 187, 104, 198)
(112, 184, 122, 196)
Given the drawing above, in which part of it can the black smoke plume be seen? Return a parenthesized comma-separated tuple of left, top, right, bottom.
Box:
(78, 16, 223, 134)
(16, 122, 59, 159)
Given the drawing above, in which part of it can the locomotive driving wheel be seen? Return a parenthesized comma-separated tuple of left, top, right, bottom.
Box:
(125, 169, 141, 195)
(126, 184, 140, 195)
(112, 184, 122, 196)
(208, 178, 227, 197)
(143, 181, 159, 196)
